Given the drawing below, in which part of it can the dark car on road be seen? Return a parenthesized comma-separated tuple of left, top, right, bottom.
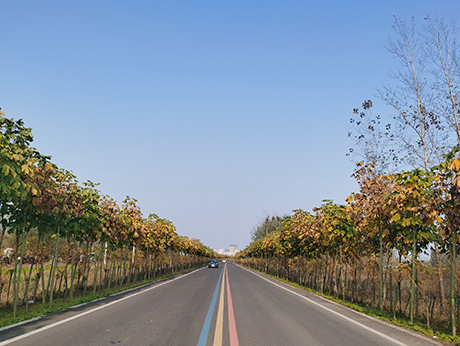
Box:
(208, 260, 218, 268)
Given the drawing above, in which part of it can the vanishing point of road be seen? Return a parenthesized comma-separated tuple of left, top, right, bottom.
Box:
(0, 262, 443, 346)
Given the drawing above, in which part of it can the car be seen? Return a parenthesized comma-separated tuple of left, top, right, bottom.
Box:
(208, 260, 218, 268)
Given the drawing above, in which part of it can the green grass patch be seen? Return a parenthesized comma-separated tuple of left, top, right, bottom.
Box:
(1, 265, 59, 275)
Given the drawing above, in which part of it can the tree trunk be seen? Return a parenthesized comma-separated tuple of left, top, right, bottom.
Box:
(450, 230, 457, 337)
(379, 222, 384, 310)
(13, 228, 27, 318)
(69, 259, 78, 300)
(48, 225, 61, 308)
(410, 228, 417, 323)
(433, 245, 446, 310)
(24, 262, 35, 313)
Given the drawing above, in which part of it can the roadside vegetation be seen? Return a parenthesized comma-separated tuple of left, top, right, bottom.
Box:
(0, 259, 206, 328)
(239, 15, 460, 344)
(0, 108, 214, 325)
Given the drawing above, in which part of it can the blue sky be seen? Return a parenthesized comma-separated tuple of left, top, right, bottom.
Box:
(1, 0, 458, 251)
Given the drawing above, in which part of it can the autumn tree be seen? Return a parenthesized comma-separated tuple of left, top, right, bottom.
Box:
(348, 163, 395, 310)
(430, 148, 460, 336)
(386, 168, 438, 323)
(290, 209, 314, 256)
(0, 109, 44, 254)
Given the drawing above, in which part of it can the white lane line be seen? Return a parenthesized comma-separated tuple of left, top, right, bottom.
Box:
(0, 268, 205, 346)
(239, 265, 409, 346)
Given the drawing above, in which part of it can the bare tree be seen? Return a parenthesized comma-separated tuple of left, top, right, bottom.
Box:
(425, 14, 460, 147)
(379, 16, 443, 171)
(348, 100, 398, 174)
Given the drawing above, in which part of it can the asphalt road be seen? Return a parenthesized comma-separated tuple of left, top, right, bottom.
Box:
(0, 262, 443, 346)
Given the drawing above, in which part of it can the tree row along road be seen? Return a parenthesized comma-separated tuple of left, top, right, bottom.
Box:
(0, 262, 442, 346)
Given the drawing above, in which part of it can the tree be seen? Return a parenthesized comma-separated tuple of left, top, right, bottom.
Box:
(380, 16, 443, 171)
(431, 148, 460, 336)
(387, 168, 437, 323)
(348, 100, 397, 174)
(425, 15, 460, 148)
(251, 215, 284, 241)
(143, 214, 178, 255)
(0, 109, 45, 254)
(380, 18, 450, 325)
(348, 163, 395, 310)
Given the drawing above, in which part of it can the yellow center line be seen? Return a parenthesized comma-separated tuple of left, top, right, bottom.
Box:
(213, 263, 226, 346)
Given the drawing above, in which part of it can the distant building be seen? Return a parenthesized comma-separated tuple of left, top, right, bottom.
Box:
(213, 244, 239, 257)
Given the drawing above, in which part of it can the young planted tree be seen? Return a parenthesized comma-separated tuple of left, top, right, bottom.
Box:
(0, 109, 42, 255)
(387, 169, 437, 323)
(144, 214, 178, 255)
(0, 109, 54, 317)
(431, 148, 460, 336)
(41, 169, 83, 308)
(289, 209, 314, 256)
(100, 195, 124, 288)
(120, 197, 146, 283)
(261, 230, 282, 258)
(76, 181, 103, 295)
(278, 214, 303, 258)
(309, 201, 356, 298)
(348, 163, 395, 310)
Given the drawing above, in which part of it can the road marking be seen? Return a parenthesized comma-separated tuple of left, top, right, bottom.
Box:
(0, 268, 205, 346)
(226, 264, 239, 346)
(213, 264, 226, 346)
(197, 266, 224, 346)
(240, 265, 409, 346)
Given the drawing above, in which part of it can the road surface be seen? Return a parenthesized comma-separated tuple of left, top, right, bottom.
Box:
(0, 262, 443, 346)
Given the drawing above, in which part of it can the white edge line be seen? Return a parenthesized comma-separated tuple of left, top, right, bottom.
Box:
(238, 265, 409, 346)
(0, 268, 205, 346)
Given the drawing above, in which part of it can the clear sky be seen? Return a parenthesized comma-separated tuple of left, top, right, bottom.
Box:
(1, 0, 458, 251)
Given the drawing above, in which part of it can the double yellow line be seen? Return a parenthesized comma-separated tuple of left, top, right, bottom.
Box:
(213, 263, 239, 346)
(213, 264, 226, 346)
